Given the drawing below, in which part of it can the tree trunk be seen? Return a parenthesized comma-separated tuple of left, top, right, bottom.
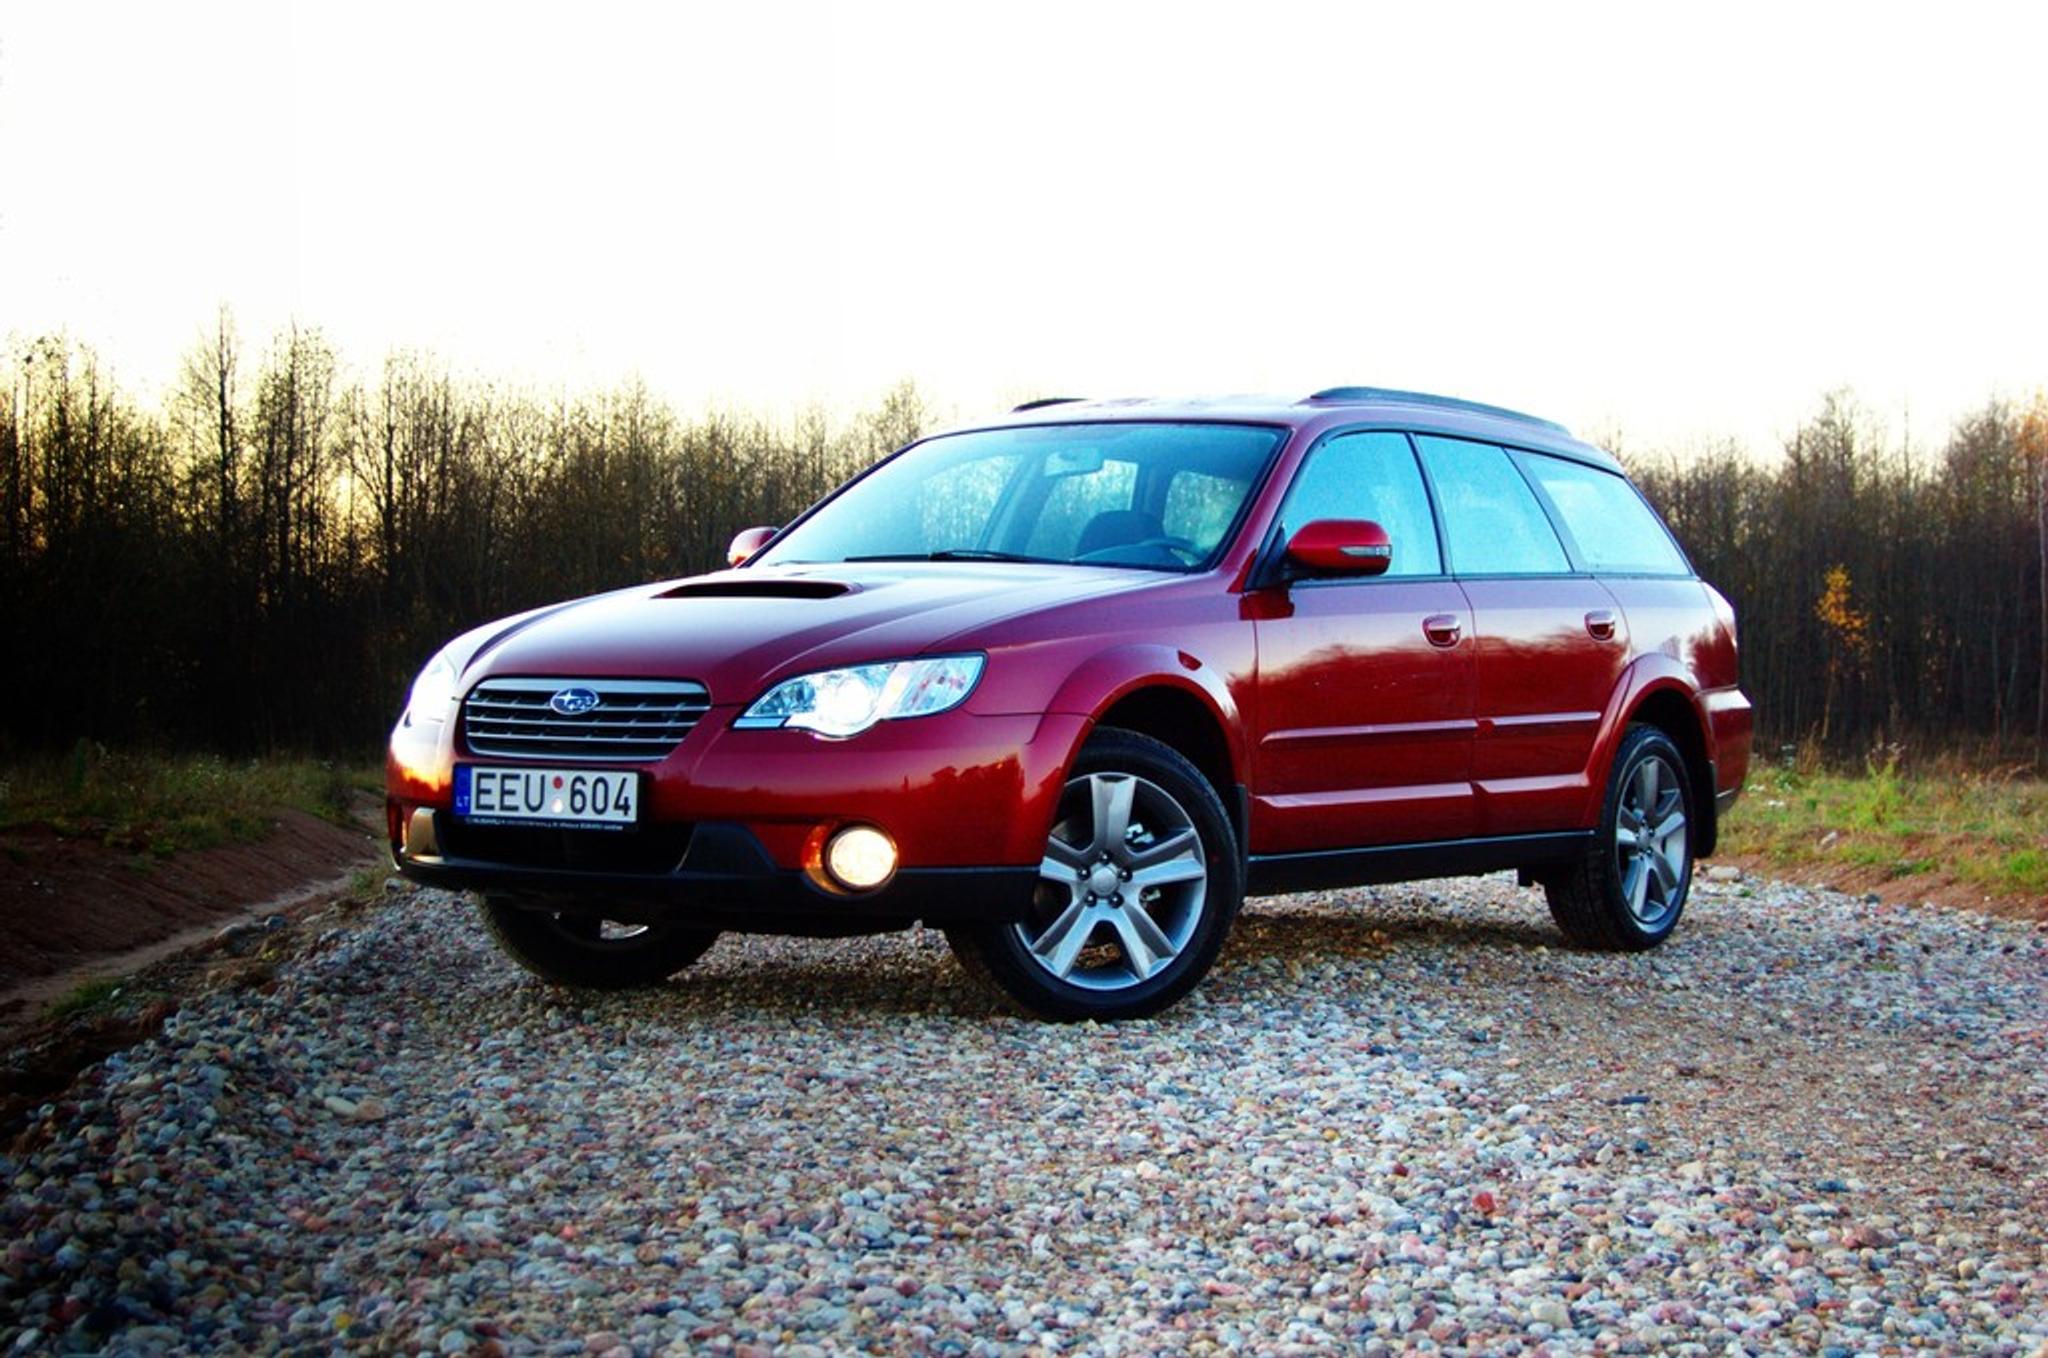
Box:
(2037, 451, 2046, 751)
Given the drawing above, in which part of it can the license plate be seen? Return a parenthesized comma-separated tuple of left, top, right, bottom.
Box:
(454, 766, 639, 829)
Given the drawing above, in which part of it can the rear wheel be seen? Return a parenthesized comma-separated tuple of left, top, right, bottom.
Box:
(1543, 724, 1694, 950)
(945, 729, 1242, 1020)
(481, 897, 720, 988)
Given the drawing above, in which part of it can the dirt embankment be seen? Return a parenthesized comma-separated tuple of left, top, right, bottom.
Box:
(1704, 849, 2048, 924)
(0, 809, 381, 1004)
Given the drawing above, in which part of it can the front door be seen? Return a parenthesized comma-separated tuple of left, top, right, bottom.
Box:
(1250, 431, 1476, 854)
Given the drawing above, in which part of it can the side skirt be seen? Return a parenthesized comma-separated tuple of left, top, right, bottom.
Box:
(1245, 831, 1594, 897)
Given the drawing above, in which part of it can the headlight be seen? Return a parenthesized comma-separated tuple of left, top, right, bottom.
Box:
(735, 654, 984, 738)
(403, 649, 460, 727)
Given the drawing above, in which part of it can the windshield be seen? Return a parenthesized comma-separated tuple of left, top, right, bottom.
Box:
(756, 421, 1286, 571)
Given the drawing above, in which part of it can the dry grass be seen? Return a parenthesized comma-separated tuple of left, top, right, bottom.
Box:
(1722, 751, 2048, 901)
(0, 746, 379, 857)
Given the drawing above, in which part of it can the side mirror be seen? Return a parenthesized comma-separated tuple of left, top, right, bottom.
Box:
(727, 525, 778, 567)
(1284, 519, 1392, 576)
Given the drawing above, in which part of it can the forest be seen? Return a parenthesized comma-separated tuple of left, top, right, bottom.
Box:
(2, 317, 2043, 760)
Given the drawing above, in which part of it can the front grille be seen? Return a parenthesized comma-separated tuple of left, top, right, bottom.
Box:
(461, 678, 711, 761)
(436, 815, 694, 873)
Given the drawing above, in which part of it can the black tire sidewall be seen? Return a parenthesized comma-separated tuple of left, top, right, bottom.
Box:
(482, 897, 719, 989)
(970, 728, 1243, 1020)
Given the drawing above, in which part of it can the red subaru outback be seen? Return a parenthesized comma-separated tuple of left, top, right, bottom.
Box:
(387, 388, 1750, 1019)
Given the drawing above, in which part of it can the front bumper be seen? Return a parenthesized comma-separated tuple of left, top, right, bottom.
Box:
(387, 704, 1084, 932)
(394, 817, 1036, 933)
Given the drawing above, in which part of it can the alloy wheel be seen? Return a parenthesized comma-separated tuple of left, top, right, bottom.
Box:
(1014, 771, 1209, 991)
(1614, 752, 1688, 927)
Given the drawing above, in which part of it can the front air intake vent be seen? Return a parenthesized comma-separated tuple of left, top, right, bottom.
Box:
(658, 580, 850, 600)
(461, 678, 711, 761)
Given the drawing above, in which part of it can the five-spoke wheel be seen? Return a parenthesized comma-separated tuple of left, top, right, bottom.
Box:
(1614, 748, 1688, 930)
(1020, 770, 1210, 988)
(947, 729, 1241, 1019)
(1542, 723, 1695, 950)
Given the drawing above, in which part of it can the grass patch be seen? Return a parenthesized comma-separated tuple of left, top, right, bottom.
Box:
(1723, 754, 2048, 902)
(0, 744, 381, 856)
(43, 976, 120, 1020)
(1993, 848, 2048, 896)
(346, 866, 386, 904)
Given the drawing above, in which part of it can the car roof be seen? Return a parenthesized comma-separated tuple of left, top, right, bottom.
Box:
(981, 388, 1624, 474)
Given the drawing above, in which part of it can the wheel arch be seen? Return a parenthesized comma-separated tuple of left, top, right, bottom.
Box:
(1617, 682, 1719, 857)
(1044, 648, 1248, 849)
(1094, 686, 1241, 840)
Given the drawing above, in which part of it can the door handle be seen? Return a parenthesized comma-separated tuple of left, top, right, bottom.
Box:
(1585, 609, 1618, 641)
(1422, 613, 1463, 648)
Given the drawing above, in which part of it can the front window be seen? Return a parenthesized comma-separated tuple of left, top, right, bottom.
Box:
(756, 422, 1286, 571)
(1275, 431, 1444, 576)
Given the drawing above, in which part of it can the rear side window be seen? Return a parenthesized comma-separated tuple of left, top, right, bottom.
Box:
(1413, 436, 1570, 575)
(1515, 452, 1690, 575)
(1274, 431, 1442, 576)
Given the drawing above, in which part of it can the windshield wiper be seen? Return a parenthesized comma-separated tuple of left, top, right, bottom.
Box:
(842, 550, 1059, 564)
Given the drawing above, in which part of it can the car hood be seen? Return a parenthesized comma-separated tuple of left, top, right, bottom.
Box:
(458, 563, 1166, 705)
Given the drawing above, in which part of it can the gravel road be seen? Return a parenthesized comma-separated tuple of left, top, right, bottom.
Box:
(3, 872, 2044, 1355)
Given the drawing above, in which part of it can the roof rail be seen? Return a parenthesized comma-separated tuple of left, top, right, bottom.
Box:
(1304, 386, 1569, 435)
(1011, 396, 1088, 413)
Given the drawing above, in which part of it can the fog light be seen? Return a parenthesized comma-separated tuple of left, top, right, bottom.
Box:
(404, 808, 440, 859)
(824, 825, 897, 891)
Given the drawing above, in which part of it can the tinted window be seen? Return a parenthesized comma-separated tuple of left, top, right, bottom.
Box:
(1275, 431, 1441, 576)
(1414, 436, 1570, 575)
(1515, 452, 1689, 575)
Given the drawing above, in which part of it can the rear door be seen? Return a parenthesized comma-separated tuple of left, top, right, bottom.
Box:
(1250, 431, 1476, 853)
(1414, 436, 1627, 835)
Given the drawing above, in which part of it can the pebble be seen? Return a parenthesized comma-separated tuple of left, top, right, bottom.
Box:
(0, 874, 2042, 1353)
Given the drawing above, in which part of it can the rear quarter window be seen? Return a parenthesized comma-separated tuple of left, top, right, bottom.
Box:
(1515, 452, 1690, 576)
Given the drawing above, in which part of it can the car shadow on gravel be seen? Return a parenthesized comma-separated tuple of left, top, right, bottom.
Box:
(541, 896, 1569, 1023)
(1232, 897, 1565, 956)
(584, 934, 1017, 1021)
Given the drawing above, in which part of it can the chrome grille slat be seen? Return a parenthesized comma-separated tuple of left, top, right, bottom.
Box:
(461, 677, 710, 761)
(465, 695, 710, 711)
(468, 730, 676, 744)
(465, 716, 695, 731)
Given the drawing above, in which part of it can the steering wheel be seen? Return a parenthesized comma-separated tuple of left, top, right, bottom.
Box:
(1076, 535, 1203, 566)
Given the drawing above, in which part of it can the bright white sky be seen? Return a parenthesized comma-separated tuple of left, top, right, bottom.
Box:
(3, 1, 2045, 454)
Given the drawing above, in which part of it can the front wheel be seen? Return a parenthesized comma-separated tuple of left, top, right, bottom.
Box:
(1543, 724, 1695, 950)
(946, 729, 1242, 1020)
(482, 897, 720, 989)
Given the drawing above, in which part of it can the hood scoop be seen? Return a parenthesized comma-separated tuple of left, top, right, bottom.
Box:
(658, 579, 852, 601)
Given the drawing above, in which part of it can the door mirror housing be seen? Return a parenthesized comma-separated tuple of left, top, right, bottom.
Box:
(1284, 519, 1393, 577)
(727, 525, 778, 567)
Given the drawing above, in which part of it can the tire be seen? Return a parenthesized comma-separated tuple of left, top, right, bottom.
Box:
(481, 896, 720, 989)
(1543, 724, 1695, 951)
(945, 728, 1243, 1020)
